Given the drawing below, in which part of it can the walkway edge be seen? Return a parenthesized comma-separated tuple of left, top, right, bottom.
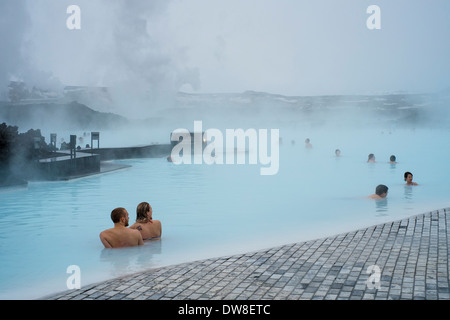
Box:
(44, 208, 450, 300)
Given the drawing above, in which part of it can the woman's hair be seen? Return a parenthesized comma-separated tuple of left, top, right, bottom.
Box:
(136, 202, 151, 222)
(404, 171, 413, 180)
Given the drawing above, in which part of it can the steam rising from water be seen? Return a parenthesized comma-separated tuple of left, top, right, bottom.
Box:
(2, 1, 450, 114)
(1, 1, 449, 160)
(0, 0, 200, 118)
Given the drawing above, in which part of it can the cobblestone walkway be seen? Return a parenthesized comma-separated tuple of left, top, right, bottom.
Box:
(46, 208, 450, 300)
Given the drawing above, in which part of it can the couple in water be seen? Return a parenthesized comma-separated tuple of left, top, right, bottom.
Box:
(368, 172, 419, 199)
(99, 202, 162, 248)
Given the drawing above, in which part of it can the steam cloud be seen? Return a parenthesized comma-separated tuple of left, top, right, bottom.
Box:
(0, 1, 32, 97)
(1, 0, 449, 130)
(0, 0, 200, 117)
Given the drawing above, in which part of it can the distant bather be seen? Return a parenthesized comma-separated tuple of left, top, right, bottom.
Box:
(367, 153, 376, 163)
(368, 184, 388, 199)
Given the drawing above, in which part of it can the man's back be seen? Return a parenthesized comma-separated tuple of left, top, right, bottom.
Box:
(100, 227, 144, 248)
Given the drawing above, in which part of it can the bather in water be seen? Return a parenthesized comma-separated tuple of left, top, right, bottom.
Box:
(367, 153, 376, 163)
(305, 138, 312, 148)
(389, 155, 397, 163)
(130, 202, 162, 240)
(367, 184, 388, 199)
(99, 208, 144, 248)
(404, 172, 418, 186)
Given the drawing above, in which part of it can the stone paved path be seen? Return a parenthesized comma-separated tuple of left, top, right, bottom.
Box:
(45, 208, 450, 300)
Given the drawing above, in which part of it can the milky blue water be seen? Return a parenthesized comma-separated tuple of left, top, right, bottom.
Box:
(1, 126, 449, 299)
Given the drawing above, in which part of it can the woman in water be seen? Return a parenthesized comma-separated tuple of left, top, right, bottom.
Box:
(367, 153, 376, 163)
(404, 172, 418, 186)
(130, 202, 162, 240)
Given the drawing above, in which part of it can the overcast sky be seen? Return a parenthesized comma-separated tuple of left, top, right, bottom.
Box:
(1, 0, 450, 97)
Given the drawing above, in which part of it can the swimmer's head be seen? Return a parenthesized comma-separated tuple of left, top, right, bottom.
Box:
(375, 184, 388, 197)
(136, 202, 152, 222)
(404, 171, 413, 181)
(390, 155, 396, 162)
(305, 138, 310, 143)
(111, 207, 129, 226)
(368, 153, 375, 160)
(335, 149, 341, 156)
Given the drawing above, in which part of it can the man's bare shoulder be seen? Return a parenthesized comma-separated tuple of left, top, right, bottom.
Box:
(99, 229, 114, 248)
(99, 228, 114, 236)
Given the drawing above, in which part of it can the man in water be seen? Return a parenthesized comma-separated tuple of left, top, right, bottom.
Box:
(130, 202, 162, 240)
(404, 172, 418, 186)
(389, 155, 397, 163)
(368, 184, 388, 199)
(99, 207, 144, 248)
